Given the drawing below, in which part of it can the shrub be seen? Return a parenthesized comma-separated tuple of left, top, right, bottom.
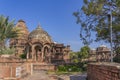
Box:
(57, 64, 83, 72)
(0, 47, 15, 55)
(19, 53, 26, 59)
(58, 65, 67, 72)
(113, 56, 120, 63)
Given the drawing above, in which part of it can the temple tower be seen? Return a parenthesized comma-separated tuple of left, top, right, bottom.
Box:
(10, 20, 29, 56)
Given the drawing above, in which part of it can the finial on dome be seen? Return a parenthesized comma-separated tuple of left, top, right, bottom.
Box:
(36, 23, 42, 29)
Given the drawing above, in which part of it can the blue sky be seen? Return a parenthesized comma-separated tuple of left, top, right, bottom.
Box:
(0, 0, 110, 51)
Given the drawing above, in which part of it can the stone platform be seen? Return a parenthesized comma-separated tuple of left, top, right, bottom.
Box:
(32, 63, 57, 71)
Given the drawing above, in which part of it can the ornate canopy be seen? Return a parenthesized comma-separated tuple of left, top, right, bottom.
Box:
(28, 25, 52, 43)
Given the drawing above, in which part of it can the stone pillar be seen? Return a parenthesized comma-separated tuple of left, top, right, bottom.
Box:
(31, 63, 33, 75)
(41, 48, 44, 62)
(26, 46, 29, 59)
(32, 46, 35, 61)
(35, 49, 37, 61)
(49, 53, 51, 63)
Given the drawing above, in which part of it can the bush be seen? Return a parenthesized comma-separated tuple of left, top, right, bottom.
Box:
(57, 61, 88, 72)
(78, 62, 88, 71)
(19, 53, 26, 59)
(0, 47, 15, 55)
(113, 55, 120, 63)
(58, 65, 67, 72)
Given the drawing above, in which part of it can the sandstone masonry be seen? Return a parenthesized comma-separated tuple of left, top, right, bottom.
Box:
(87, 62, 120, 80)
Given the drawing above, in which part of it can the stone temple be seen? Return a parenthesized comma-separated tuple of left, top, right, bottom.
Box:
(10, 20, 71, 64)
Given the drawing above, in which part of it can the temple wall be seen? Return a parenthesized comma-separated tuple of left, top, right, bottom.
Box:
(87, 62, 120, 80)
(0, 57, 57, 79)
(0, 58, 28, 80)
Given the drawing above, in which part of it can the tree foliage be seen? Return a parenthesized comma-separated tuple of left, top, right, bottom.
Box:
(70, 52, 79, 63)
(0, 15, 19, 48)
(78, 46, 90, 60)
(0, 47, 15, 55)
(70, 46, 90, 62)
(73, 0, 120, 54)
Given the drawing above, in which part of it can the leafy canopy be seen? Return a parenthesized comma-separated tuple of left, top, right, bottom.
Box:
(70, 46, 90, 63)
(78, 46, 90, 59)
(0, 15, 19, 47)
(73, 0, 120, 51)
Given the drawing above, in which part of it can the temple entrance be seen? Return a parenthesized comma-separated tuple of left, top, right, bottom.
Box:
(34, 46, 42, 62)
(43, 46, 51, 63)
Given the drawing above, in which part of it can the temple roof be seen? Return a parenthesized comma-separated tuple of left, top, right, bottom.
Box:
(99, 45, 107, 48)
(15, 20, 29, 39)
(18, 19, 25, 23)
(28, 24, 52, 43)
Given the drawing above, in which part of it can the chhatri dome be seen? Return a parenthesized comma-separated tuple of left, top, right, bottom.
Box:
(28, 24, 52, 43)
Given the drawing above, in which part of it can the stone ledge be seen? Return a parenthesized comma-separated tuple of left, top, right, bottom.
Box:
(88, 62, 120, 80)
(88, 62, 120, 69)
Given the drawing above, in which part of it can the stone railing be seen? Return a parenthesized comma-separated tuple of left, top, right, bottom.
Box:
(87, 62, 120, 80)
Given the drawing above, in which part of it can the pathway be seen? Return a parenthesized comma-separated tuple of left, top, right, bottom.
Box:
(22, 71, 87, 80)
(23, 71, 49, 80)
(70, 74, 87, 80)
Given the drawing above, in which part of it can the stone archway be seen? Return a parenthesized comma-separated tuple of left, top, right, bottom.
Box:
(34, 45, 42, 62)
(26, 45, 32, 59)
(43, 45, 51, 63)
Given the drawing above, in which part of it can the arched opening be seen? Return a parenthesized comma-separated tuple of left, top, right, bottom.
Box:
(43, 46, 50, 63)
(34, 45, 42, 61)
(29, 46, 32, 59)
(25, 44, 32, 59)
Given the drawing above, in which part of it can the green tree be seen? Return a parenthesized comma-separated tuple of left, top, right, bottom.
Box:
(70, 46, 90, 62)
(78, 46, 90, 61)
(70, 52, 79, 63)
(0, 15, 19, 48)
(73, 0, 120, 54)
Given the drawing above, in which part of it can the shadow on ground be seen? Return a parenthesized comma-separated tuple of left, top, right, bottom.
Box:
(70, 74, 87, 80)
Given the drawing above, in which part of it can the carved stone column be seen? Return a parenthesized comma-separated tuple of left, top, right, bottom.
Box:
(32, 46, 35, 61)
(49, 52, 51, 63)
(26, 46, 29, 59)
(41, 48, 44, 62)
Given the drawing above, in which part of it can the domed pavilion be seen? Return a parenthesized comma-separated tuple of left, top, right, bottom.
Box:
(10, 20, 71, 64)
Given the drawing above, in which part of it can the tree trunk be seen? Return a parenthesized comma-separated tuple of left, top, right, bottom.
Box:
(0, 40, 6, 49)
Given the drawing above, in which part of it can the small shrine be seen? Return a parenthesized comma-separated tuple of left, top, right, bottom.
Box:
(96, 45, 110, 62)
